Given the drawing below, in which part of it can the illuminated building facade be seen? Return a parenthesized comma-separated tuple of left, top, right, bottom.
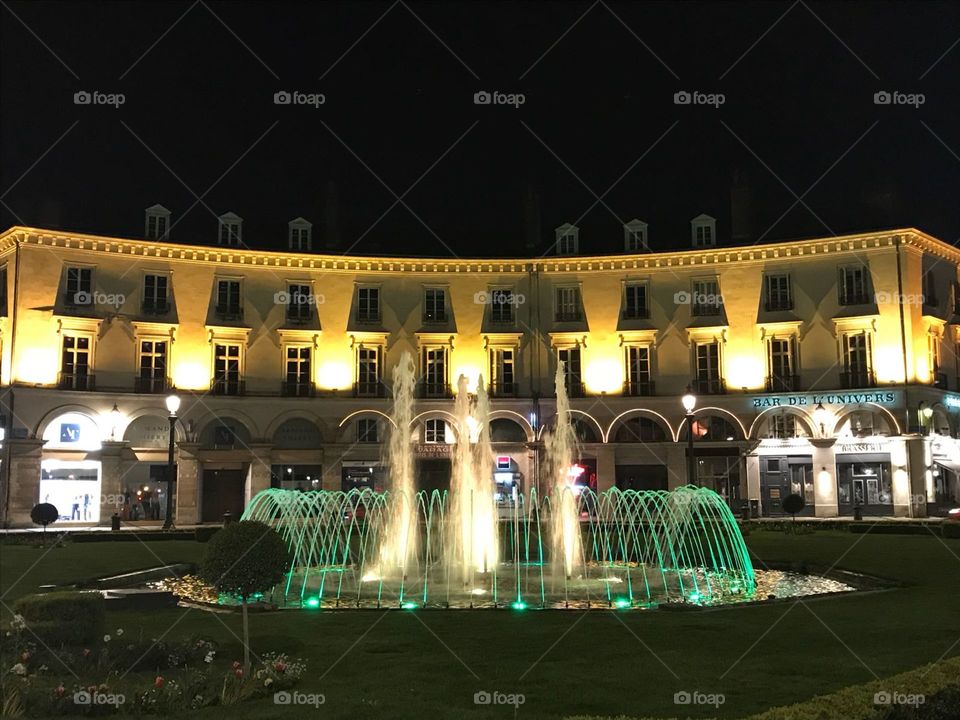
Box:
(1, 218, 959, 527)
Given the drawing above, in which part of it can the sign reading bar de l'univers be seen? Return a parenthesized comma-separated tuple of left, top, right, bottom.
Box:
(751, 390, 901, 409)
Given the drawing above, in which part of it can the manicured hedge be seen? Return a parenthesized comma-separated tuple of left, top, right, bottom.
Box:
(12, 590, 105, 646)
(942, 521, 960, 539)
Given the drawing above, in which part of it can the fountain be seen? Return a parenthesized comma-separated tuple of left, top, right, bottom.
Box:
(242, 356, 758, 609)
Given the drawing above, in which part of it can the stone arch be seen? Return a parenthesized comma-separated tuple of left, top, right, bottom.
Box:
(537, 410, 605, 443)
(271, 417, 323, 450)
(929, 403, 953, 436)
(198, 415, 254, 450)
(122, 406, 187, 443)
(191, 408, 262, 441)
(411, 410, 460, 442)
(488, 409, 535, 442)
(265, 410, 326, 440)
(123, 414, 186, 449)
(35, 404, 102, 441)
(679, 409, 746, 441)
(831, 403, 900, 437)
(607, 409, 676, 443)
(489, 418, 529, 443)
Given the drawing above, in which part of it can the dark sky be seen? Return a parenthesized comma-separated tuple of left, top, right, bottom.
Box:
(2, 1, 958, 258)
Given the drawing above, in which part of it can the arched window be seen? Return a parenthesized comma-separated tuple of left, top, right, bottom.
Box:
(613, 417, 667, 443)
(681, 415, 739, 441)
(490, 419, 527, 443)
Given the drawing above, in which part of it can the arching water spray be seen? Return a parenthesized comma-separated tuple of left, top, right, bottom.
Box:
(544, 361, 582, 579)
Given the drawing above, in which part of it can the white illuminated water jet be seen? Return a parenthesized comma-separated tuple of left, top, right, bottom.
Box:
(379, 351, 417, 574)
(544, 361, 582, 578)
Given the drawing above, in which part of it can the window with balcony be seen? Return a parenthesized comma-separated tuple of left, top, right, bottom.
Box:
(923, 271, 939, 307)
(60, 334, 93, 390)
(766, 336, 798, 391)
(213, 343, 243, 395)
(65, 267, 93, 306)
(557, 346, 583, 397)
(490, 289, 515, 324)
(423, 288, 447, 323)
(764, 274, 792, 311)
(283, 345, 313, 397)
(624, 345, 653, 396)
(489, 347, 516, 396)
(358, 418, 378, 443)
(286, 284, 312, 324)
(622, 283, 649, 319)
(136, 340, 167, 393)
(357, 287, 380, 323)
(216, 279, 242, 319)
(838, 265, 870, 305)
(694, 340, 724, 394)
(555, 286, 582, 322)
(355, 345, 383, 397)
(840, 331, 874, 388)
(929, 334, 946, 388)
(692, 279, 722, 316)
(143, 275, 169, 315)
(421, 346, 449, 397)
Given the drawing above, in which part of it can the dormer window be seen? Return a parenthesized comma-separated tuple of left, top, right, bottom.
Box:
(555, 223, 579, 255)
(145, 204, 171, 241)
(690, 214, 716, 248)
(218, 212, 242, 246)
(288, 217, 312, 251)
(624, 220, 648, 252)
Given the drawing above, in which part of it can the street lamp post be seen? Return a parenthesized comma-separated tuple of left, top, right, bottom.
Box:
(682, 386, 697, 486)
(163, 394, 181, 530)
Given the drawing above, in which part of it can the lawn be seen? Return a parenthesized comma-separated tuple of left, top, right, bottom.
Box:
(1, 528, 958, 719)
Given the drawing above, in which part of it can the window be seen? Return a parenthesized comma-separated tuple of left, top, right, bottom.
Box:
(489, 348, 516, 396)
(283, 345, 312, 397)
(289, 222, 312, 251)
(490, 289, 515, 324)
(555, 286, 582, 322)
(557, 346, 583, 397)
(764, 274, 792, 311)
(771, 414, 798, 439)
(838, 265, 869, 305)
(423, 288, 447, 323)
(60, 335, 92, 390)
(0, 266, 7, 316)
(358, 418, 378, 443)
(357, 287, 380, 322)
(923, 271, 938, 306)
(623, 283, 649, 319)
(286, 284, 312, 323)
(424, 418, 447, 444)
(692, 279, 722, 316)
(694, 340, 723, 394)
(137, 340, 167, 393)
(219, 220, 241, 246)
(143, 275, 169, 314)
(216, 280, 242, 319)
(929, 334, 945, 387)
(213, 343, 243, 395)
(146, 213, 168, 241)
(840, 331, 874, 388)
(624, 222, 647, 252)
(355, 346, 382, 397)
(65, 267, 93, 305)
(555, 225, 579, 255)
(625, 345, 653, 395)
(695, 225, 712, 245)
(422, 346, 448, 397)
(767, 337, 797, 391)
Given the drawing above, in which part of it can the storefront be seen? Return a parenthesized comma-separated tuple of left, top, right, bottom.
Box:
(759, 454, 814, 516)
(835, 443, 894, 516)
(39, 412, 102, 523)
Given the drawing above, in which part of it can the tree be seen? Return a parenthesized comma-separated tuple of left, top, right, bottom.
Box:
(30, 503, 59, 545)
(782, 493, 806, 525)
(200, 520, 291, 673)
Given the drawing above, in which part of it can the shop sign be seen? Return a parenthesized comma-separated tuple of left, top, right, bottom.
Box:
(414, 443, 452, 458)
(751, 391, 900, 410)
(834, 440, 886, 454)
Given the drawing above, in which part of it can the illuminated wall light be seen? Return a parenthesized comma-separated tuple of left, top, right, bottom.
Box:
(725, 355, 766, 391)
(453, 365, 483, 394)
(583, 358, 622, 394)
(874, 346, 907, 383)
(317, 362, 352, 390)
(16, 348, 59, 385)
(172, 362, 210, 391)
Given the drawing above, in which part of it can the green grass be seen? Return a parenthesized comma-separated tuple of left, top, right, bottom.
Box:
(2, 529, 958, 719)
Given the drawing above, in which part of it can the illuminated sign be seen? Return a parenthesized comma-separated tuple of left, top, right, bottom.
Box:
(496, 456, 511, 470)
(751, 391, 900, 410)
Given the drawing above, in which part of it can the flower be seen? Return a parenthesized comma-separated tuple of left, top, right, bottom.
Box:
(154, 676, 164, 688)
(273, 661, 286, 673)
(54, 684, 66, 697)
(10, 614, 26, 631)
(264, 677, 273, 687)
(82, 648, 91, 658)
(233, 668, 243, 678)
(232, 660, 241, 669)
(103, 634, 111, 643)
(116, 628, 124, 637)
(20, 651, 30, 662)
(10, 663, 27, 676)
(204, 651, 215, 664)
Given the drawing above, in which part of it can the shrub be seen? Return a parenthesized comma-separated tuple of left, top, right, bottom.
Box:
(195, 526, 221, 543)
(12, 591, 105, 646)
(942, 521, 960, 539)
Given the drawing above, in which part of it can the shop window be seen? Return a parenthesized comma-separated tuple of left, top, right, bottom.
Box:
(40, 459, 102, 523)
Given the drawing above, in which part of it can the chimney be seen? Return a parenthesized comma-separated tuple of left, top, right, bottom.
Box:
(323, 180, 340, 249)
(523, 185, 541, 253)
(730, 169, 754, 243)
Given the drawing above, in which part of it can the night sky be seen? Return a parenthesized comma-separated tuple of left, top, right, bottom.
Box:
(2, 1, 958, 258)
